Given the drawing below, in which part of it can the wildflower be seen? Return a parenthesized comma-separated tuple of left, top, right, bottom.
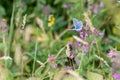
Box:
(113, 73, 120, 80)
(85, 32, 88, 37)
(69, 53, 74, 59)
(83, 45, 89, 54)
(63, 4, 68, 8)
(88, 4, 94, 10)
(66, 66, 72, 70)
(66, 43, 74, 59)
(48, 15, 55, 27)
(78, 43, 81, 47)
(51, 64, 57, 69)
(67, 41, 72, 46)
(93, 8, 98, 14)
(98, 32, 104, 37)
(99, 2, 104, 8)
(75, 59, 80, 65)
(47, 55, 55, 63)
(79, 31, 83, 38)
(47, 55, 57, 69)
(107, 49, 118, 59)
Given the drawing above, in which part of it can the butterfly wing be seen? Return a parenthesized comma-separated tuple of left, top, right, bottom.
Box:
(75, 21, 83, 30)
(73, 18, 83, 31)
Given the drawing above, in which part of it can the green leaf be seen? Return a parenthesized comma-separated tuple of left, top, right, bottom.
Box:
(54, 0, 61, 5)
(69, 0, 79, 3)
(0, 5, 5, 17)
(87, 71, 103, 80)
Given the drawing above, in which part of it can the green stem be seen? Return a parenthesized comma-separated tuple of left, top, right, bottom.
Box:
(9, 1, 15, 56)
(2, 35, 8, 68)
(32, 40, 38, 77)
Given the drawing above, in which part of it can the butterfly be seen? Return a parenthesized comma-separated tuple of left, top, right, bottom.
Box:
(70, 18, 83, 31)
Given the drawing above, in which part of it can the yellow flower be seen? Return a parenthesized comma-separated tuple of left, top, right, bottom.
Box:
(48, 15, 55, 27)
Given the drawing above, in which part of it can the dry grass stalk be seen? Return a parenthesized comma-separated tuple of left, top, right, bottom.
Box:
(73, 35, 88, 45)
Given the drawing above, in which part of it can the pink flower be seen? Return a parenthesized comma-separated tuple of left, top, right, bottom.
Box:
(67, 41, 72, 45)
(47, 55, 57, 69)
(47, 55, 55, 63)
(79, 31, 83, 38)
(93, 8, 98, 14)
(88, 4, 94, 10)
(51, 64, 57, 69)
(83, 45, 89, 54)
(85, 33, 88, 37)
(99, 2, 104, 8)
(66, 66, 72, 70)
(75, 59, 80, 65)
(98, 32, 104, 37)
(63, 4, 68, 8)
(107, 50, 118, 58)
(69, 53, 74, 59)
(113, 73, 120, 80)
(78, 43, 81, 47)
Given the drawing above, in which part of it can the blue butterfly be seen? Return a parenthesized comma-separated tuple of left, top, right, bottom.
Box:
(71, 18, 83, 31)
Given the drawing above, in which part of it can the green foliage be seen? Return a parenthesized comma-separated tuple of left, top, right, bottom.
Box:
(0, 0, 120, 80)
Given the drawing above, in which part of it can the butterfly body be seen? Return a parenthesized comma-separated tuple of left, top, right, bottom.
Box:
(71, 18, 83, 31)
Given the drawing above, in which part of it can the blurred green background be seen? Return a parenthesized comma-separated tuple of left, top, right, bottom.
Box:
(0, 0, 120, 80)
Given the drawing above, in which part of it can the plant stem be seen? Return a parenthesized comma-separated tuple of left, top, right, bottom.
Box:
(32, 40, 38, 77)
(8, 1, 15, 56)
(2, 35, 8, 68)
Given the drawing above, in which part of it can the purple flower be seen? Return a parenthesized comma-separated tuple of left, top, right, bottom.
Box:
(83, 45, 89, 54)
(85, 33, 88, 37)
(99, 2, 104, 8)
(79, 31, 83, 38)
(78, 43, 81, 47)
(63, 4, 68, 8)
(69, 53, 74, 59)
(98, 32, 104, 37)
(88, 4, 94, 10)
(63, 2, 73, 9)
(66, 66, 72, 70)
(67, 41, 72, 46)
(113, 73, 120, 80)
(51, 64, 57, 69)
(93, 8, 98, 14)
(47, 55, 55, 63)
(75, 59, 80, 65)
(107, 50, 118, 58)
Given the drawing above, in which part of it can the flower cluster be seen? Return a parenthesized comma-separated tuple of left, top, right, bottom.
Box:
(63, 2, 73, 9)
(113, 73, 120, 80)
(88, 2, 104, 14)
(65, 17, 105, 70)
(47, 55, 57, 69)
